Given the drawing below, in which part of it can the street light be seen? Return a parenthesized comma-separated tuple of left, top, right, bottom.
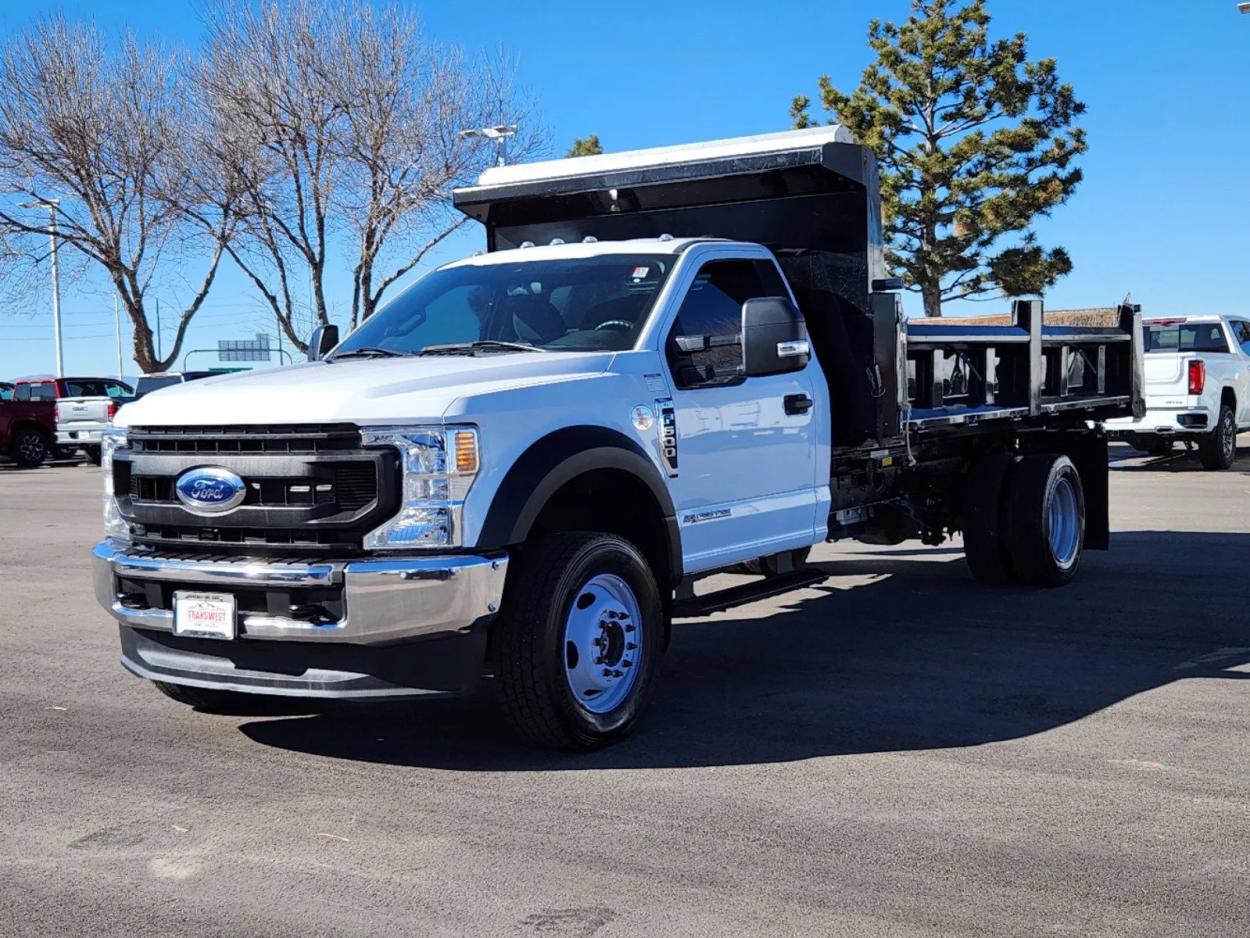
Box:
(460, 124, 518, 167)
(19, 198, 63, 378)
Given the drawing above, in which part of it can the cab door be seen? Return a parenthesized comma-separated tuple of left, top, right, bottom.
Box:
(658, 253, 824, 574)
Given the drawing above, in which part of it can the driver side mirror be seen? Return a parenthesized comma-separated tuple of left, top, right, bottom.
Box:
(307, 324, 340, 362)
(741, 297, 809, 377)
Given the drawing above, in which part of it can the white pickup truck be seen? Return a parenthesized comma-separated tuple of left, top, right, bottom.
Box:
(1105, 315, 1250, 468)
(52, 377, 134, 464)
(92, 128, 1143, 749)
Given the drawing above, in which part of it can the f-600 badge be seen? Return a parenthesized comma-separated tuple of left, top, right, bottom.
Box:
(658, 400, 678, 477)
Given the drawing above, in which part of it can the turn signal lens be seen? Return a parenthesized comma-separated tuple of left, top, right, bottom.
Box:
(1188, 359, 1205, 395)
(454, 430, 479, 474)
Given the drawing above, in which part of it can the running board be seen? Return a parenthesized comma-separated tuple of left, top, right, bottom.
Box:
(672, 569, 828, 618)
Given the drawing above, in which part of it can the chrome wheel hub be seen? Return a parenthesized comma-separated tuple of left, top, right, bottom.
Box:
(1048, 475, 1080, 569)
(563, 573, 642, 714)
(1222, 412, 1235, 460)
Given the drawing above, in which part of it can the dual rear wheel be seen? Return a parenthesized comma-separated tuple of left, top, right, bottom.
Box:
(963, 452, 1086, 587)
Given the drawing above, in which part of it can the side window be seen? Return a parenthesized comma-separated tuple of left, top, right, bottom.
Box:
(14, 384, 30, 402)
(30, 383, 55, 401)
(1233, 321, 1250, 356)
(666, 259, 788, 389)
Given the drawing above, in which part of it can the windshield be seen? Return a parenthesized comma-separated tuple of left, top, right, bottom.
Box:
(1144, 321, 1229, 353)
(332, 254, 676, 358)
(136, 376, 183, 394)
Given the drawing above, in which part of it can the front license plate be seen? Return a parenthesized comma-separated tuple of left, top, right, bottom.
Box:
(173, 591, 237, 640)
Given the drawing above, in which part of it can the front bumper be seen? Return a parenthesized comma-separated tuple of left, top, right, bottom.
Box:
(93, 541, 508, 698)
(93, 541, 507, 644)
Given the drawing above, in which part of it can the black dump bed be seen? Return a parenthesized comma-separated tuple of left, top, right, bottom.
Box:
(453, 128, 1142, 449)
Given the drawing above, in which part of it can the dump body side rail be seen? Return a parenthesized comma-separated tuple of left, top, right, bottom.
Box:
(904, 299, 1144, 430)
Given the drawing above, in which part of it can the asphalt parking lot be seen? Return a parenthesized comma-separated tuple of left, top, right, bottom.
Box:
(1, 441, 1248, 937)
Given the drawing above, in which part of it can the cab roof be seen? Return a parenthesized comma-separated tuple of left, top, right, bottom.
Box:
(441, 236, 724, 269)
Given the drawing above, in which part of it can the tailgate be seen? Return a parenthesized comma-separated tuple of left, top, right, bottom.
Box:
(56, 397, 112, 427)
(1143, 353, 1189, 398)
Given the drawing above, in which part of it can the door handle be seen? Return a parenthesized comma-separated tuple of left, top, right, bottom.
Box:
(784, 393, 813, 415)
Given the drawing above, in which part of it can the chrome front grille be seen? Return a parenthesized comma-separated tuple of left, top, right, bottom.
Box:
(116, 425, 399, 555)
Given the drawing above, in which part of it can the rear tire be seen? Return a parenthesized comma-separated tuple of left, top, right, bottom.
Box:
(9, 427, 49, 468)
(1004, 454, 1085, 587)
(84, 446, 102, 466)
(962, 453, 1017, 585)
(494, 532, 663, 750)
(1198, 405, 1236, 470)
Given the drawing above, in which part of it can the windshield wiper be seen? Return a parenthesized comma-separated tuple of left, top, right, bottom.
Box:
(419, 340, 549, 356)
(328, 347, 414, 361)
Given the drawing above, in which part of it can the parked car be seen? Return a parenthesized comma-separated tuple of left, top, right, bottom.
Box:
(131, 371, 219, 400)
(0, 381, 13, 401)
(0, 390, 57, 468)
(91, 127, 1143, 749)
(13, 376, 134, 464)
(1104, 315, 1250, 468)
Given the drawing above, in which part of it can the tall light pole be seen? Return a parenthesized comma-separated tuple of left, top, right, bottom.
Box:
(113, 293, 124, 378)
(20, 198, 63, 377)
(459, 124, 519, 167)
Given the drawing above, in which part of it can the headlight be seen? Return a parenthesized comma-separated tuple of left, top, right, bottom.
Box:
(100, 429, 130, 542)
(361, 425, 479, 549)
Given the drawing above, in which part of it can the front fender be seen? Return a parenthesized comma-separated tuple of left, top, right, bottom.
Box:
(476, 425, 681, 582)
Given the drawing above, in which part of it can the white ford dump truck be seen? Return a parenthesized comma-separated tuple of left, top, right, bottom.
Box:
(92, 127, 1143, 749)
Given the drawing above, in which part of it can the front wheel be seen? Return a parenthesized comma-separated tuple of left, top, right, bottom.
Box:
(1198, 405, 1237, 470)
(494, 533, 663, 749)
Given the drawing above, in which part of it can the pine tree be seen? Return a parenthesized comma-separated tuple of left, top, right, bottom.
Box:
(566, 134, 603, 157)
(792, 0, 1086, 316)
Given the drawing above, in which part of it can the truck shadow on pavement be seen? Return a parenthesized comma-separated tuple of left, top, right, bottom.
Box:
(238, 530, 1250, 771)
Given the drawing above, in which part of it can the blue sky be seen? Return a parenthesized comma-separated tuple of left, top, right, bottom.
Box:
(2, 0, 1249, 380)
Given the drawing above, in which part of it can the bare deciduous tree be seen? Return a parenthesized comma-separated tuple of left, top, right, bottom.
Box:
(199, 0, 543, 349)
(0, 18, 234, 372)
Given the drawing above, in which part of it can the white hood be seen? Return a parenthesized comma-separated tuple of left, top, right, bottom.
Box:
(115, 352, 614, 427)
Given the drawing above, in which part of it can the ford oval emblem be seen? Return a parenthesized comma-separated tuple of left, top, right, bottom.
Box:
(174, 466, 248, 515)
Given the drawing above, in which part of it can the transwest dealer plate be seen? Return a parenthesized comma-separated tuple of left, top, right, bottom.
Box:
(173, 591, 237, 640)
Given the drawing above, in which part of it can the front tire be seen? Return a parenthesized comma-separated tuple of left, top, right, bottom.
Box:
(494, 533, 663, 749)
(1004, 454, 1085, 587)
(9, 427, 49, 468)
(1198, 404, 1236, 470)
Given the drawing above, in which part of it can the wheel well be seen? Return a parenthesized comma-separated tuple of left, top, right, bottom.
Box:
(11, 420, 51, 441)
(527, 468, 676, 590)
(1221, 387, 1236, 413)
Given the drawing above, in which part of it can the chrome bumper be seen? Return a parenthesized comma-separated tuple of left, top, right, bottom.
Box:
(92, 541, 507, 644)
(58, 428, 105, 445)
